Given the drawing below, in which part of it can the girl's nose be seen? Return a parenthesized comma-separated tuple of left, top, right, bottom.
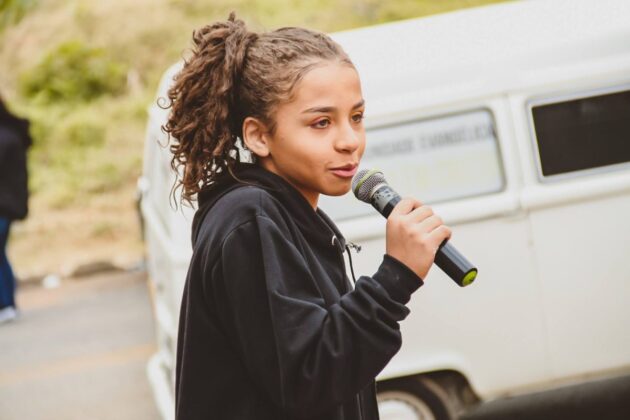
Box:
(335, 122, 362, 152)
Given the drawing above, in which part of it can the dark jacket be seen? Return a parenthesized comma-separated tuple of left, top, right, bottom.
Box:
(175, 163, 423, 420)
(0, 126, 29, 220)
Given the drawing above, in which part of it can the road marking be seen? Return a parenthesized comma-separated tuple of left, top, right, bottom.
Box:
(0, 343, 156, 387)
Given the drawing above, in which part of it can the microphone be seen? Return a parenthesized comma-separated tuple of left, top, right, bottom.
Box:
(352, 169, 477, 287)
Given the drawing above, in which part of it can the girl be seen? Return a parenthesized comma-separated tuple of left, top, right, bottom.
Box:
(165, 13, 451, 420)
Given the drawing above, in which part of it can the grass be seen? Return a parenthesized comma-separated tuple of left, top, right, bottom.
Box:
(0, 0, 508, 278)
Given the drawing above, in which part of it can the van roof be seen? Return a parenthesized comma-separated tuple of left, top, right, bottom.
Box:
(330, 0, 630, 113)
(155, 0, 630, 116)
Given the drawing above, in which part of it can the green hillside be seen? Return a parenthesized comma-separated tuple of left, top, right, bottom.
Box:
(0, 0, 507, 277)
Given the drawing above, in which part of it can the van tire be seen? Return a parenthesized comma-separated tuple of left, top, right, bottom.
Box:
(377, 376, 458, 420)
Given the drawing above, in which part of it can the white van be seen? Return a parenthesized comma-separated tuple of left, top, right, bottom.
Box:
(139, 0, 630, 418)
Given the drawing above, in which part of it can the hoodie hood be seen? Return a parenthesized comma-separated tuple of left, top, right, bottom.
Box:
(191, 163, 347, 252)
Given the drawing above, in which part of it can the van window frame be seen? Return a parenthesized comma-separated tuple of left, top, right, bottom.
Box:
(526, 82, 630, 184)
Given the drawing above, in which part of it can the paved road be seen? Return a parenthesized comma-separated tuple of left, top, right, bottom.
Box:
(461, 373, 630, 420)
(0, 270, 161, 420)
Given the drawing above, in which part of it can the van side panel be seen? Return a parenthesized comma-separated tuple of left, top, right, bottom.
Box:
(528, 191, 630, 378)
(350, 215, 549, 398)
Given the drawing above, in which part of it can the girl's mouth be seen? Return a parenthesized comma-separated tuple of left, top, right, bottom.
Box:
(330, 164, 358, 178)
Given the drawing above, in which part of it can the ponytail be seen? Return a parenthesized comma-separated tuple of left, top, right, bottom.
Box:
(163, 12, 256, 206)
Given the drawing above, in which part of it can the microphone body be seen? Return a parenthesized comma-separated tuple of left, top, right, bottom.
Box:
(354, 170, 477, 287)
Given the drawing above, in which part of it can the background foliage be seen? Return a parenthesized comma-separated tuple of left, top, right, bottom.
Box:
(0, 0, 37, 30)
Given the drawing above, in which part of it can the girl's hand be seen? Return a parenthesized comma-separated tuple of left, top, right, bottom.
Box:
(385, 198, 452, 281)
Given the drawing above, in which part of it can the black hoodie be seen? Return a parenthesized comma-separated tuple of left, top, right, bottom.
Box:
(175, 163, 423, 420)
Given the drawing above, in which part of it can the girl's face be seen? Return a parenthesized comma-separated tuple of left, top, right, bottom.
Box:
(246, 61, 366, 209)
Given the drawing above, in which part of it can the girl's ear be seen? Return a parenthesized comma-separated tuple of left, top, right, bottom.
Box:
(242, 117, 271, 158)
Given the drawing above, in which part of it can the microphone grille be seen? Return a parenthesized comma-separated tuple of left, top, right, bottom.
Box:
(352, 169, 386, 203)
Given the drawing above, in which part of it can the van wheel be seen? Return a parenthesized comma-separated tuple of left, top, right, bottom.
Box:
(377, 376, 457, 420)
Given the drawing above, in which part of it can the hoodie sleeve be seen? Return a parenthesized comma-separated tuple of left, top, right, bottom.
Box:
(210, 214, 422, 416)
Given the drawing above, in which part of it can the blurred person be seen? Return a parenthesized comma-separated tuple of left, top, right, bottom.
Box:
(165, 13, 451, 420)
(0, 94, 31, 324)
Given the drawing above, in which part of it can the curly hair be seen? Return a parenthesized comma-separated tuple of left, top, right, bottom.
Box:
(162, 12, 353, 206)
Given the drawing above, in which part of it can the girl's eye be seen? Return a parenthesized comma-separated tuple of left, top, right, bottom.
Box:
(312, 119, 330, 129)
(352, 113, 364, 123)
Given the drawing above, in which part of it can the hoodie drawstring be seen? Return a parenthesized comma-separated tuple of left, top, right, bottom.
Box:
(344, 242, 361, 284)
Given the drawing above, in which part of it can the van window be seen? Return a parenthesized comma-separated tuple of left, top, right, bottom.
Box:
(531, 87, 630, 178)
(319, 109, 505, 221)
